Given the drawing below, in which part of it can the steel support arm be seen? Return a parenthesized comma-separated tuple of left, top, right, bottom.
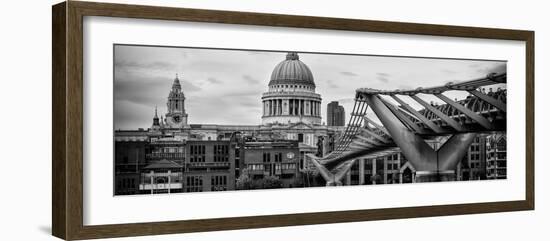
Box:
(391, 95, 445, 133)
(436, 93, 494, 130)
(410, 95, 465, 132)
(363, 117, 391, 136)
(468, 90, 507, 112)
(378, 96, 425, 134)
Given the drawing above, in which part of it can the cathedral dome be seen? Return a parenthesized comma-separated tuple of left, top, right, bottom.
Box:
(269, 52, 315, 87)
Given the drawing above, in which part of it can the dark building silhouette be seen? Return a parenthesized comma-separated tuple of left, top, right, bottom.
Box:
(327, 101, 345, 126)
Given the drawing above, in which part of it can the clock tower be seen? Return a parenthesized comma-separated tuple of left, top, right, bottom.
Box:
(165, 74, 188, 128)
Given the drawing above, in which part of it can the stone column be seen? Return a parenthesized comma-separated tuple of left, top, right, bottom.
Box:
(274, 99, 278, 116)
(299, 99, 301, 116)
(150, 170, 154, 194)
(270, 100, 274, 116)
(314, 101, 317, 116)
(293, 99, 297, 115)
(289, 99, 293, 115)
(318, 101, 321, 117)
(383, 158, 388, 184)
(359, 159, 365, 185)
(267, 100, 270, 116)
(313, 101, 317, 116)
(372, 159, 376, 185)
(168, 170, 171, 194)
(278, 99, 282, 115)
(317, 102, 319, 116)
(283, 99, 288, 115)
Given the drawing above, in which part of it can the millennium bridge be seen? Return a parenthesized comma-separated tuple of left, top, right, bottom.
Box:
(307, 72, 507, 185)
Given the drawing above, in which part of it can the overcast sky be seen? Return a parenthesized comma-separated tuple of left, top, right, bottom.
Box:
(114, 45, 506, 130)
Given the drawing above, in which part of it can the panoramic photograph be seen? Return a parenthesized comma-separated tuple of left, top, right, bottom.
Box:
(113, 45, 507, 195)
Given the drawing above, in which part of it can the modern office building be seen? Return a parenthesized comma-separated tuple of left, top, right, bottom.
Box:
(327, 101, 346, 126)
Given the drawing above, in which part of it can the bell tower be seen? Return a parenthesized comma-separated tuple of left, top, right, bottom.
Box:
(165, 74, 188, 128)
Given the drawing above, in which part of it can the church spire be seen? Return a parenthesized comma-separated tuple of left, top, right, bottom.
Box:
(166, 73, 188, 127)
(172, 73, 182, 91)
(152, 106, 160, 126)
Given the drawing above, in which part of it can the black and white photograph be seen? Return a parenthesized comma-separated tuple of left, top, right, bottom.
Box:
(114, 45, 507, 195)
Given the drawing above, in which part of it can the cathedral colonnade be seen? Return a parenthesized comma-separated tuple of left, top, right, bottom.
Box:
(262, 98, 322, 117)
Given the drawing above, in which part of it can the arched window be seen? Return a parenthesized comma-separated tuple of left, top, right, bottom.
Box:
(496, 137, 507, 150)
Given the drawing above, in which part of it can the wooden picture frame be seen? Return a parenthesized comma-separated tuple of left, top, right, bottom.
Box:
(52, 1, 534, 240)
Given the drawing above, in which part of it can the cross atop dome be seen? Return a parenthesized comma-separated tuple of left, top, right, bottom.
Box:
(286, 52, 299, 60)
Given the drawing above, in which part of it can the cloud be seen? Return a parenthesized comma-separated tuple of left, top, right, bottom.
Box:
(441, 69, 457, 74)
(468, 63, 482, 68)
(337, 98, 355, 104)
(243, 75, 260, 85)
(247, 51, 271, 56)
(340, 71, 358, 77)
(114, 72, 202, 108)
(185, 96, 261, 124)
(114, 100, 154, 130)
(222, 89, 263, 98)
(326, 79, 340, 88)
(238, 96, 261, 107)
(484, 63, 507, 74)
(179, 51, 189, 59)
(471, 62, 506, 75)
(115, 60, 176, 70)
(180, 79, 202, 92)
(376, 72, 390, 83)
(206, 77, 223, 84)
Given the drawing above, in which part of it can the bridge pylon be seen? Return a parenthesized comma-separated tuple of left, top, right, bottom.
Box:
(364, 94, 476, 182)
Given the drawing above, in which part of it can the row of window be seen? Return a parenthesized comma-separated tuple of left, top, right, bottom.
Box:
(263, 152, 283, 163)
(248, 163, 296, 171)
(387, 163, 399, 170)
(211, 175, 228, 191)
(488, 152, 507, 159)
(386, 154, 400, 161)
(190, 145, 206, 155)
(213, 145, 230, 162)
(186, 176, 203, 192)
(117, 178, 136, 190)
(270, 84, 314, 91)
(190, 145, 206, 163)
